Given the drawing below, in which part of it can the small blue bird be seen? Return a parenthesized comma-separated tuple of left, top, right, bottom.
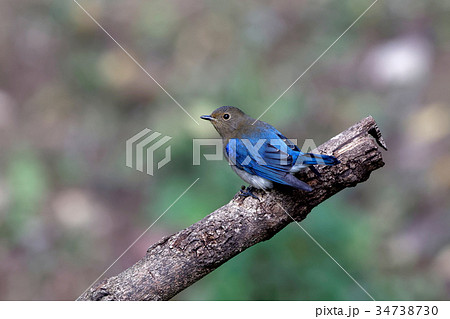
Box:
(201, 106, 340, 194)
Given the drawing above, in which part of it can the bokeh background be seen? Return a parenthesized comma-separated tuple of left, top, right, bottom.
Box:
(0, 0, 449, 300)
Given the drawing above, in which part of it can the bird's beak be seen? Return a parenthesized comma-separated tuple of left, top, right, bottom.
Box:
(200, 115, 215, 121)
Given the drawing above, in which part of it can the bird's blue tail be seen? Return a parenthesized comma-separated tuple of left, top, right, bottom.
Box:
(300, 153, 340, 166)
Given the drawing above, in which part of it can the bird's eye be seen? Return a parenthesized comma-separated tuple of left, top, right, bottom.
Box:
(223, 113, 230, 120)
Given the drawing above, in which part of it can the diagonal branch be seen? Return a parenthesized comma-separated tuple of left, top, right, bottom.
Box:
(78, 116, 386, 301)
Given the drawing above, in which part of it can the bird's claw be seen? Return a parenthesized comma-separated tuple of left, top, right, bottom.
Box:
(239, 185, 259, 200)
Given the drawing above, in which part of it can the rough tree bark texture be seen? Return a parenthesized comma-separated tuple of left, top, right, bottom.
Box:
(78, 116, 387, 301)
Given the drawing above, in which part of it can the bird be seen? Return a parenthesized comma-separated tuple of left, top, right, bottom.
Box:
(200, 106, 339, 195)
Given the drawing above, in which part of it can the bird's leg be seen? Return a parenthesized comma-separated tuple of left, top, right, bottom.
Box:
(239, 185, 259, 199)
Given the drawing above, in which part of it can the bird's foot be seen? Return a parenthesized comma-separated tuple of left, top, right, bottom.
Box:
(239, 185, 259, 200)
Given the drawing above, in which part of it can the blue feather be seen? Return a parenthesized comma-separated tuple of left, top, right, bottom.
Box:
(201, 106, 340, 191)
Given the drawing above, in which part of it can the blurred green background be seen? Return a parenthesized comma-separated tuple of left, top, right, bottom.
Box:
(0, 0, 449, 300)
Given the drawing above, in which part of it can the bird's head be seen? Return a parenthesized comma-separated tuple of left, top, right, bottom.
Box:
(200, 106, 250, 138)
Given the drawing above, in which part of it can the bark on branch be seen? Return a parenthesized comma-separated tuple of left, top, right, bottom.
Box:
(78, 116, 386, 301)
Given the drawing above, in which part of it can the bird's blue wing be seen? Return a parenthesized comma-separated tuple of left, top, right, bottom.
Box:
(225, 136, 311, 190)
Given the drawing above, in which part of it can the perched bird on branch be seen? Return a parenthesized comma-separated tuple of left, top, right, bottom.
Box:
(201, 106, 339, 195)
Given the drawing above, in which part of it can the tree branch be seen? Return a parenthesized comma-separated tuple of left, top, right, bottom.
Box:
(78, 116, 386, 301)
